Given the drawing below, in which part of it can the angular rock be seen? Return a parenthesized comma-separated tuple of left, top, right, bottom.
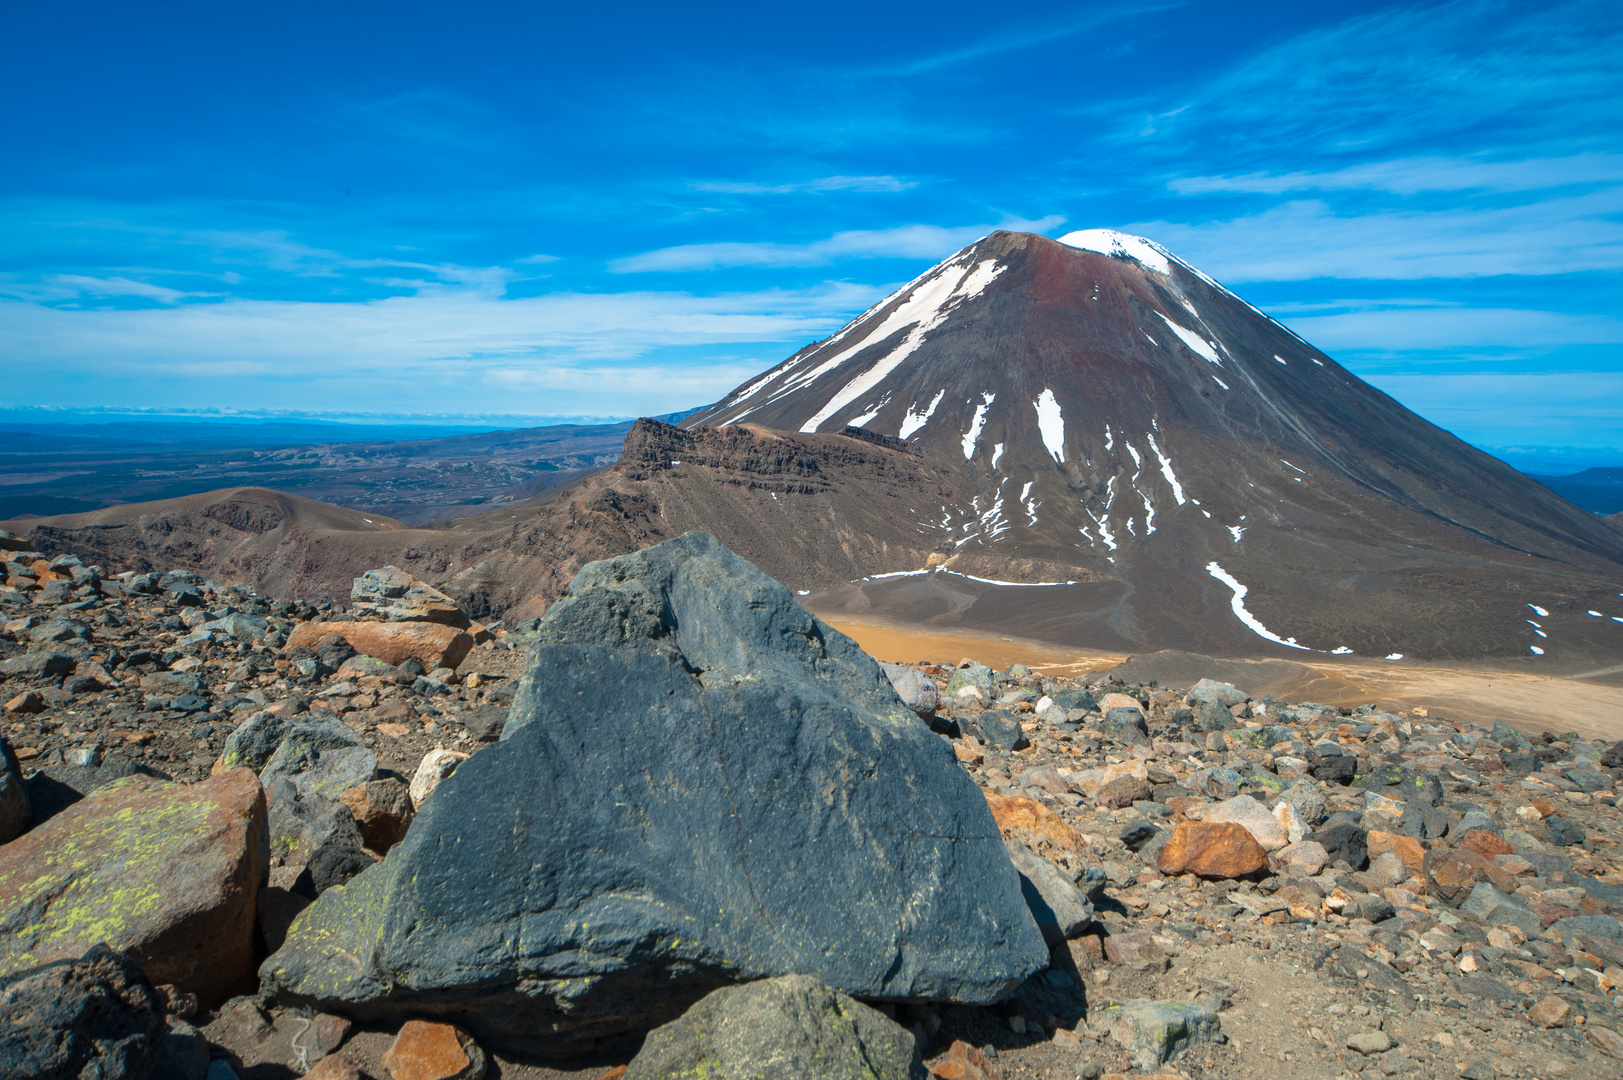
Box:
(408, 749, 468, 809)
(1273, 841, 1330, 877)
(261, 718, 378, 804)
(381, 1019, 487, 1080)
(880, 663, 938, 718)
(262, 533, 1047, 1050)
(1100, 706, 1149, 745)
(1104, 930, 1170, 972)
(1156, 822, 1269, 879)
(1097, 998, 1222, 1068)
(1366, 830, 1426, 874)
(1066, 759, 1149, 800)
(1004, 840, 1092, 946)
(1460, 829, 1513, 858)
(287, 621, 475, 672)
(1346, 1031, 1392, 1055)
(1273, 799, 1306, 844)
(1307, 823, 1368, 870)
(1203, 794, 1287, 851)
(0, 769, 267, 1006)
(1281, 777, 1327, 826)
(623, 975, 927, 1080)
(0, 737, 29, 844)
(1529, 996, 1571, 1029)
(983, 793, 1087, 860)
(976, 711, 1029, 752)
(340, 778, 414, 854)
(1186, 679, 1247, 708)
(0, 944, 166, 1080)
(1426, 846, 1515, 906)
(351, 567, 471, 629)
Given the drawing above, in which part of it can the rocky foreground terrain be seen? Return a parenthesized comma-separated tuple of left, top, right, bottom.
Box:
(1, 528, 1622, 1080)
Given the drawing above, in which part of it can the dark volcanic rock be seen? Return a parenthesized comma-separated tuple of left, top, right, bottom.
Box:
(262, 532, 1046, 1051)
(0, 944, 166, 1080)
(623, 974, 928, 1080)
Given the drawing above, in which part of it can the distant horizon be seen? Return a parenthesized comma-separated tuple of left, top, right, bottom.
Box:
(0, 403, 1617, 478)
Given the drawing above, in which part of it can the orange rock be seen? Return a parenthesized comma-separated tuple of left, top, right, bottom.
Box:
(381, 1020, 486, 1080)
(1459, 829, 1513, 858)
(1530, 797, 1559, 819)
(593, 1069, 628, 1080)
(339, 778, 414, 854)
(1156, 821, 1269, 879)
(1098, 692, 1142, 713)
(930, 1040, 1002, 1080)
(0, 768, 266, 1007)
(953, 742, 985, 765)
(375, 722, 412, 739)
(983, 792, 1086, 859)
(1367, 830, 1426, 873)
(288, 620, 474, 671)
(1425, 845, 1517, 904)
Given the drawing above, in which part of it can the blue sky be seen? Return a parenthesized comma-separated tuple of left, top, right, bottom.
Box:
(3, 0, 1621, 467)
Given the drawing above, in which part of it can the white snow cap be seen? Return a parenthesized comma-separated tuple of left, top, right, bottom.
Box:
(1056, 229, 1173, 274)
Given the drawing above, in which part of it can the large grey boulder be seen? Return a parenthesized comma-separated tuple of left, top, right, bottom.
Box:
(0, 943, 166, 1080)
(624, 975, 928, 1080)
(262, 532, 1046, 1051)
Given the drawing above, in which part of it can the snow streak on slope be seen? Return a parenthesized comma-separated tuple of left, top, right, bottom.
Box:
(799, 258, 1005, 433)
(1146, 434, 1185, 504)
(1207, 562, 1311, 650)
(898, 389, 946, 439)
(1155, 313, 1222, 365)
(1033, 389, 1065, 464)
(962, 393, 995, 460)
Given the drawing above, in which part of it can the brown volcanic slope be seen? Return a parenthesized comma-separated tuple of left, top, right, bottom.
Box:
(6, 422, 972, 624)
(12, 229, 1623, 661)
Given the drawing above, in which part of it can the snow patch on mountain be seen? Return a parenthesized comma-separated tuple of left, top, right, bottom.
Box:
(1155, 313, 1222, 365)
(1034, 389, 1065, 463)
(1146, 433, 1185, 504)
(898, 389, 946, 439)
(962, 392, 995, 460)
(1057, 229, 1173, 274)
(799, 258, 1005, 433)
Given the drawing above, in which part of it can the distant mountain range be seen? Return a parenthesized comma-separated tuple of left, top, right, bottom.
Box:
(1527, 468, 1623, 516)
(8, 232, 1622, 662)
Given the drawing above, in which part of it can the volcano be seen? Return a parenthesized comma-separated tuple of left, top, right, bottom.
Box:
(684, 230, 1623, 660)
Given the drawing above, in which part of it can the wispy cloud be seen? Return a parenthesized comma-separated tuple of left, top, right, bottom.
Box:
(1283, 306, 1623, 352)
(0, 281, 888, 414)
(691, 175, 917, 195)
(1171, 153, 1623, 196)
(1135, 194, 1623, 281)
(611, 216, 1066, 272)
(864, 4, 1180, 77)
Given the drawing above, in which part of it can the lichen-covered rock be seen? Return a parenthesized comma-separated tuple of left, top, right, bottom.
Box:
(1096, 998, 1223, 1069)
(0, 769, 267, 1006)
(0, 944, 167, 1080)
(262, 533, 1045, 1052)
(623, 975, 927, 1080)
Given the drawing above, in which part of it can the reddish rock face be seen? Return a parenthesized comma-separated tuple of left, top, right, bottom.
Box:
(1459, 829, 1514, 858)
(0, 768, 267, 1007)
(381, 1019, 487, 1080)
(1156, 821, 1269, 879)
(1424, 845, 1516, 904)
(1366, 830, 1427, 874)
(983, 792, 1086, 860)
(288, 620, 473, 671)
(339, 777, 415, 854)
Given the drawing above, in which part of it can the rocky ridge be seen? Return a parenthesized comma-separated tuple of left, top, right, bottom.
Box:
(0, 530, 1620, 1080)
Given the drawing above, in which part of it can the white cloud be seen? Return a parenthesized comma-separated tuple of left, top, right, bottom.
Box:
(1133, 196, 1623, 281)
(611, 215, 1066, 272)
(1171, 152, 1623, 196)
(1282, 306, 1623, 351)
(692, 175, 917, 195)
(0, 281, 887, 415)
